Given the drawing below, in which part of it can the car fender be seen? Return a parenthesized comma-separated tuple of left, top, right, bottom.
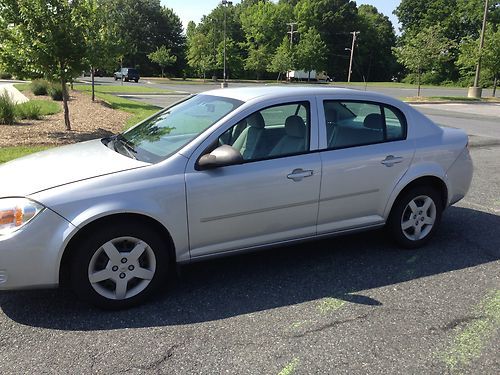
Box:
(383, 160, 449, 219)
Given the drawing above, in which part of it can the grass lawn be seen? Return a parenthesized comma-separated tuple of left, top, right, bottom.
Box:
(74, 84, 174, 94)
(0, 145, 53, 164)
(17, 99, 61, 116)
(403, 96, 500, 103)
(13, 83, 30, 92)
(332, 81, 464, 89)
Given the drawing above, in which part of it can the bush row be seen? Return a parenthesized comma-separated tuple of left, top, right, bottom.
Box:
(30, 79, 64, 101)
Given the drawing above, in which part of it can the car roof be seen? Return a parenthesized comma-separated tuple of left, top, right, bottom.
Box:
(202, 85, 394, 103)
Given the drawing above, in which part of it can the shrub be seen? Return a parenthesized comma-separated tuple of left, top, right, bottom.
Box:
(0, 91, 17, 125)
(48, 83, 63, 101)
(0, 72, 13, 79)
(16, 101, 42, 120)
(30, 79, 50, 96)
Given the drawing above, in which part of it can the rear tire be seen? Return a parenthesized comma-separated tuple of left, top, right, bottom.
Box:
(387, 186, 443, 248)
(70, 222, 169, 309)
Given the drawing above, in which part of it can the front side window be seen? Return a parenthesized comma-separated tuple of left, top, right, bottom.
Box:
(219, 101, 310, 161)
(108, 94, 243, 163)
(323, 101, 406, 149)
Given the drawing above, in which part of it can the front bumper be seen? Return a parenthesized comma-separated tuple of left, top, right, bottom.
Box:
(0, 208, 75, 290)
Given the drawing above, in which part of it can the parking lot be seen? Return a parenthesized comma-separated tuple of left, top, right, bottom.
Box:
(0, 99, 498, 374)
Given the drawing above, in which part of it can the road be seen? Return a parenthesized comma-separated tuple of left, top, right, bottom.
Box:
(1, 80, 499, 374)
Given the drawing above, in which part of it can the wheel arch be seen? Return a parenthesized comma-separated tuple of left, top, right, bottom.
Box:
(385, 175, 448, 220)
(59, 213, 176, 287)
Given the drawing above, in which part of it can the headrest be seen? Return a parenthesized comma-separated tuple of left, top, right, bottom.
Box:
(247, 112, 265, 129)
(363, 113, 384, 130)
(285, 115, 306, 138)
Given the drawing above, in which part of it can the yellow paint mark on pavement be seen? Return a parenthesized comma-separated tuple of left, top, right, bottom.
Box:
(439, 289, 500, 372)
(278, 358, 300, 375)
(318, 297, 346, 314)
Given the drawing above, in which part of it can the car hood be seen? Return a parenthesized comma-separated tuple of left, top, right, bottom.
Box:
(0, 139, 149, 197)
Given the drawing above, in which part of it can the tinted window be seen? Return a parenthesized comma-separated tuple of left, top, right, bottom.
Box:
(323, 101, 406, 149)
(219, 102, 310, 161)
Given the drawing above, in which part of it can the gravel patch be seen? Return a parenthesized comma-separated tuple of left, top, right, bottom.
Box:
(0, 90, 131, 147)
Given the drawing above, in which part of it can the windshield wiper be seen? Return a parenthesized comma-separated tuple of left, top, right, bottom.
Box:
(110, 134, 137, 160)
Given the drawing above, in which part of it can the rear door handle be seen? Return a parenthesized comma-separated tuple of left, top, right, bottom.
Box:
(381, 155, 403, 167)
(287, 168, 314, 182)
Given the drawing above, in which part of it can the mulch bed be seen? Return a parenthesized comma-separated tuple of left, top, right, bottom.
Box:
(0, 90, 131, 147)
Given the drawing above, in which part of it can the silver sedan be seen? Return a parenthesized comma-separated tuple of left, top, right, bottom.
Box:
(0, 87, 473, 309)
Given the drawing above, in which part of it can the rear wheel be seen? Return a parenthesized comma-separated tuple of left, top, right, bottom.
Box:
(70, 222, 169, 309)
(387, 186, 443, 248)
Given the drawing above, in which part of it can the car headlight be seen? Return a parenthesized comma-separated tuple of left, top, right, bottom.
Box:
(0, 198, 44, 235)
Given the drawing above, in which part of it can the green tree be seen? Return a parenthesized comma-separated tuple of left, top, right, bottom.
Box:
(394, 0, 500, 82)
(148, 46, 177, 77)
(187, 31, 216, 80)
(245, 44, 272, 79)
(356, 5, 397, 82)
(268, 37, 294, 81)
(295, 28, 327, 81)
(84, 0, 123, 101)
(457, 25, 500, 96)
(294, 0, 358, 79)
(393, 26, 454, 96)
(0, 0, 91, 130)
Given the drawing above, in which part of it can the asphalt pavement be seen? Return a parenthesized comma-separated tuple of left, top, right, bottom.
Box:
(0, 79, 499, 374)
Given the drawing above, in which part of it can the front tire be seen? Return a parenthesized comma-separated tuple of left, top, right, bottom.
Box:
(387, 186, 443, 248)
(70, 222, 169, 309)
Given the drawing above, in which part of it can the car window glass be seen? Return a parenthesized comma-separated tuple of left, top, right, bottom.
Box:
(384, 107, 405, 141)
(219, 102, 310, 161)
(121, 95, 243, 163)
(324, 101, 407, 149)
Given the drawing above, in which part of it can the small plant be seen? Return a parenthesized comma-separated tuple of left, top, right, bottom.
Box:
(0, 90, 17, 125)
(16, 101, 42, 120)
(30, 79, 50, 96)
(48, 83, 63, 101)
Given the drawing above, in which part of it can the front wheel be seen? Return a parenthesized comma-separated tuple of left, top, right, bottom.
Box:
(387, 186, 443, 248)
(70, 222, 169, 309)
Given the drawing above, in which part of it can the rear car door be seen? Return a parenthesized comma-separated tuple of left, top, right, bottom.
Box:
(317, 99, 415, 234)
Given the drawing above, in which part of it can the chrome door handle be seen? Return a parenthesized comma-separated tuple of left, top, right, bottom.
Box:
(287, 168, 314, 182)
(381, 155, 403, 167)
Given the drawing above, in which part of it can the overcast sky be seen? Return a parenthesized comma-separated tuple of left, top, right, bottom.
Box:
(162, 0, 401, 33)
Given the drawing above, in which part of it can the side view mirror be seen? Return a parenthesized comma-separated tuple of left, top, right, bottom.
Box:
(197, 145, 244, 170)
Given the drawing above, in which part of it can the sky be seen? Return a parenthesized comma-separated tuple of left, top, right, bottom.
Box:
(162, 0, 402, 33)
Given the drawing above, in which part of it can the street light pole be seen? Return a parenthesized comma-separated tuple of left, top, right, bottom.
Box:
(469, 0, 489, 98)
(347, 31, 359, 83)
(221, 0, 232, 88)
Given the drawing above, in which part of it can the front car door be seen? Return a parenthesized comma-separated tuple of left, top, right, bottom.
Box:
(317, 97, 415, 234)
(185, 98, 321, 259)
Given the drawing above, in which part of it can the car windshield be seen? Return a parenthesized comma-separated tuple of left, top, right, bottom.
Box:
(109, 94, 243, 163)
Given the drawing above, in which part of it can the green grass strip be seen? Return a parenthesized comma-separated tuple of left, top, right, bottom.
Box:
(278, 358, 300, 375)
(439, 289, 500, 372)
(17, 99, 61, 116)
(0, 145, 53, 164)
(75, 84, 173, 94)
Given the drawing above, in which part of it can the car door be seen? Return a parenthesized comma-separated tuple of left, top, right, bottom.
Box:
(317, 99, 415, 234)
(185, 99, 321, 258)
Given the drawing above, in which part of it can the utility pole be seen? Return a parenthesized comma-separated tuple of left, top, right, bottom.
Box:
(468, 0, 489, 98)
(347, 31, 360, 83)
(286, 22, 298, 81)
(287, 22, 298, 48)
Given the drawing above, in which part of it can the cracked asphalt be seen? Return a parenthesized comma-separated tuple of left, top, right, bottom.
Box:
(0, 101, 499, 374)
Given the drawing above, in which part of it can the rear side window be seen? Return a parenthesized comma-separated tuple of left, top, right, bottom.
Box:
(323, 100, 407, 149)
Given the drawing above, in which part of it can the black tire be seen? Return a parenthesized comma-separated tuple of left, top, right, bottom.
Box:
(134, 79, 139, 83)
(114, 75, 118, 81)
(387, 186, 443, 249)
(70, 221, 169, 309)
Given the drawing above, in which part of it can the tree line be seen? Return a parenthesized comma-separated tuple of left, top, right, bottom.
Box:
(0, 0, 499, 129)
